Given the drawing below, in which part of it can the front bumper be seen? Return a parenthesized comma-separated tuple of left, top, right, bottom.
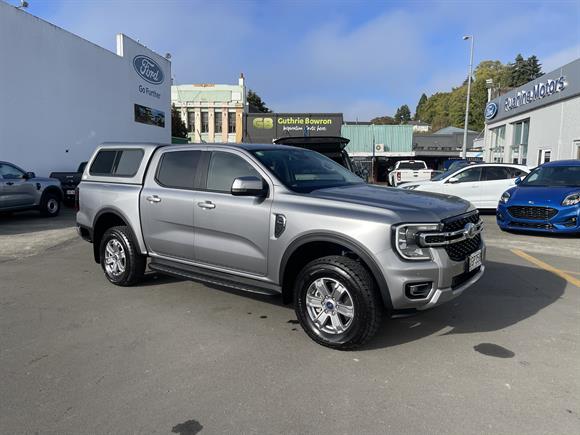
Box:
(375, 241, 486, 311)
(497, 203, 580, 233)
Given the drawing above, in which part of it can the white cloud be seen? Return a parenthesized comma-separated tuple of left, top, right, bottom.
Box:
(541, 45, 580, 73)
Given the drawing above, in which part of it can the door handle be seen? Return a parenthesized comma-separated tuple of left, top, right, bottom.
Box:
(6, 182, 14, 186)
(146, 195, 161, 203)
(197, 201, 216, 209)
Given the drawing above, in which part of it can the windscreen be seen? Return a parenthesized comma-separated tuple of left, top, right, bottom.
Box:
(252, 148, 363, 193)
(521, 165, 580, 187)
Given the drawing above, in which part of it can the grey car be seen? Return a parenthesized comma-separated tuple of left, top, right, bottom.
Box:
(77, 143, 485, 349)
(0, 161, 63, 217)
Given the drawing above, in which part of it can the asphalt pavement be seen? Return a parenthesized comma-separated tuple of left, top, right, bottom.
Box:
(0, 211, 579, 434)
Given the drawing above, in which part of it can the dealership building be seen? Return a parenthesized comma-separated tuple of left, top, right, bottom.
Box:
(0, 2, 171, 176)
(483, 58, 580, 166)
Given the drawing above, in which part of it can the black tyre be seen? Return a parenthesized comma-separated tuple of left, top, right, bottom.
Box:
(40, 192, 61, 217)
(294, 255, 383, 350)
(100, 226, 146, 286)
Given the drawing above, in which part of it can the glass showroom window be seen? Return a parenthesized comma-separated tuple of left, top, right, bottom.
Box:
(201, 111, 209, 133)
(215, 111, 222, 134)
(187, 111, 196, 133)
(511, 120, 529, 165)
(228, 111, 236, 134)
(491, 125, 505, 163)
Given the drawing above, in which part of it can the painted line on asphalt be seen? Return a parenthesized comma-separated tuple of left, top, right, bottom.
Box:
(511, 248, 580, 288)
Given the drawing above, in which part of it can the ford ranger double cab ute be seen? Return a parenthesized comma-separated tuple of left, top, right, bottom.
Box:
(76, 143, 485, 349)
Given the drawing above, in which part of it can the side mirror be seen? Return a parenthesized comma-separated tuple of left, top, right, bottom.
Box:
(447, 177, 459, 184)
(514, 176, 522, 185)
(231, 176, 267, 197)
(24, 172, 36, 180)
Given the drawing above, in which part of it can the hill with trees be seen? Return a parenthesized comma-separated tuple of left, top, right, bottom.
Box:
(371, 54, 544, 132)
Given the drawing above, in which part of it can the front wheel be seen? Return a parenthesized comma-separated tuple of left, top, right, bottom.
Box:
(294, 255, 383, 350)
(100, 226, 146, 286)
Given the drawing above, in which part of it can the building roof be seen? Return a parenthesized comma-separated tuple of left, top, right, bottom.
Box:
(433, 126, 478, 135)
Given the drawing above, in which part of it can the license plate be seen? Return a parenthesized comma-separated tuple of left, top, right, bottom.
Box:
(468, 249, 482, 272)
(67, 189, 75, 195)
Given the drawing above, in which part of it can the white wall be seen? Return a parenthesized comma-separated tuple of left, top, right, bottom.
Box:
(0, 2, 171, 176)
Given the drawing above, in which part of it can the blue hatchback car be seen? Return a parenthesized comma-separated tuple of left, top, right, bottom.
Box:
(497, 160, 580, 234)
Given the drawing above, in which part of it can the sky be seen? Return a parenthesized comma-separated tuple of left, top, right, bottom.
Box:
(11, 0, 580, 120)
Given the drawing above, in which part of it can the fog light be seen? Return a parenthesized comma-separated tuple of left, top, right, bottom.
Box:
(405, 282, 433, 299)
(563, 217, 577, 227)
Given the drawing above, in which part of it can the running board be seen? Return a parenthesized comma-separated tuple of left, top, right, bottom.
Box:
(148, 262, 280, 296)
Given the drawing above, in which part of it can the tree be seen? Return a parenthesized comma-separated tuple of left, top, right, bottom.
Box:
(508, 54, 543, 87)
(414, 93, 427, 120)
(370, 115, 397, 125)
(171, 104, 187, 138)
(526, 55, 543, 81)
(394, 105, 411, 123)
(247, 89, 271, 113)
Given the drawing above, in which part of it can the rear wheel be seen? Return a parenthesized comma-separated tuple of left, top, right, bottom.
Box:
(100, 226, 146, 286)
(40, 193, 61, 217)
(294, 255, 383, 350)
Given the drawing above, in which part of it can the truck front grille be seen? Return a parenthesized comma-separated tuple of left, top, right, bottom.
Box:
(508, 206, 558, 220)
(441, 211, 482, 262)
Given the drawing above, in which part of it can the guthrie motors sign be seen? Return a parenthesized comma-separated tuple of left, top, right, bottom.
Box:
(504, 76, 566, 112)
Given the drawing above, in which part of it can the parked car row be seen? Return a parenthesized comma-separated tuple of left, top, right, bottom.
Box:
(0, 160, 88, 217)
(398, 160, 580, 234)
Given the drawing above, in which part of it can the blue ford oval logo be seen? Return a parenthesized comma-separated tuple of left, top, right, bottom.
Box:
(133, 55, 164, 85)
(484, 102, 498, 120)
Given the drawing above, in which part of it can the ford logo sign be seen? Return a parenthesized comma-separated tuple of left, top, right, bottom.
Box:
(133, 55, 164, 85)
(484, 102, 498, 120)
(464, 222, 477, 239)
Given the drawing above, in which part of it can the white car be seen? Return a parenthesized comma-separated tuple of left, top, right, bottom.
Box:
(400, 163, 530, 209)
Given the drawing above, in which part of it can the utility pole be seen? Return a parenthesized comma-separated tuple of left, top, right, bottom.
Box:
(462, 35, 474, 159)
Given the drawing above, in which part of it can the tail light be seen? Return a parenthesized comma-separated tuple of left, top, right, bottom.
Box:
(397, 172, 401, 181)
(74, 186, 80, 211)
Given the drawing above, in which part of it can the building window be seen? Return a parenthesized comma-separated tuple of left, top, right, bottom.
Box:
(491, 125, 505, 163)
(511, 119, 529, 165)
(201, 111, 209, 133)
(228, 112, 236, 134)
(187, 111, 196, 133)
(215, 111, 222, 134)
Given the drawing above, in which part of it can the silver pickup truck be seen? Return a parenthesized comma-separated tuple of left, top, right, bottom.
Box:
(0, 161, 63, 216)
(77, 143, 485, 349)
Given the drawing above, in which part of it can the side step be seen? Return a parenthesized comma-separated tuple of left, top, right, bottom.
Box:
(148, 262, 280, 297)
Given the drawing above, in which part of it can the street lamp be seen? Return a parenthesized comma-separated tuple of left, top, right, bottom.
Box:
(462, 35, 474, 159)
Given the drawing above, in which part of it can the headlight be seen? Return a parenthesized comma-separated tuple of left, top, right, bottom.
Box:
(500, 191, 511, 203)
(394, 224, 440, 260)
(562, 193, 580, 206)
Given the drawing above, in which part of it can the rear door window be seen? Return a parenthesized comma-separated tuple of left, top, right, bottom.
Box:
(156, 150, 201, 190)
(482, 166, 511, 181)
(89, 149, 143, 176)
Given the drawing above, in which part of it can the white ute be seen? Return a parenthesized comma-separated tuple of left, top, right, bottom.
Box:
(388, 160, 433, 187)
